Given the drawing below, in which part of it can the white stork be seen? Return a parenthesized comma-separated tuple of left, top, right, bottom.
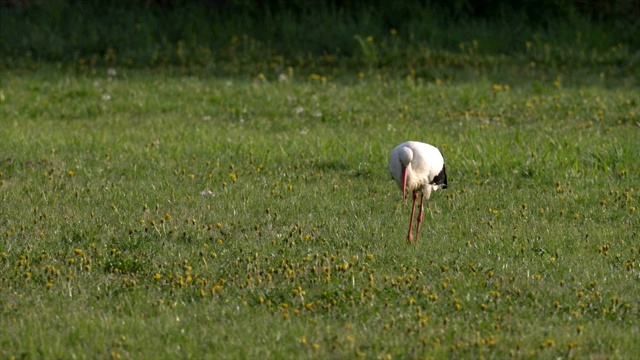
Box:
(389, 141, 448, 244)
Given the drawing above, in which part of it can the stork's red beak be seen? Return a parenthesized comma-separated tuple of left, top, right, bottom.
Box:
(401, 166, 408, 203)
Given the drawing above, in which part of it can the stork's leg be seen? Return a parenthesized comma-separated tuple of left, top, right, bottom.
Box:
(415, 192, 426, 244)
(407, 191, 418, 244)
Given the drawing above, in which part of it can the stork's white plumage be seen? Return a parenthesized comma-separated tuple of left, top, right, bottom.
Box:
(389, 141, 448, 244)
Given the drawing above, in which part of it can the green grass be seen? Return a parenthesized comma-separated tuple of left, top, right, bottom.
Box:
(1, 63, 639, 358)
(2, 0, 639, 77)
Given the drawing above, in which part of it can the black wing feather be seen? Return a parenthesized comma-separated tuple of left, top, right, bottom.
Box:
(430, 164, 448, 189)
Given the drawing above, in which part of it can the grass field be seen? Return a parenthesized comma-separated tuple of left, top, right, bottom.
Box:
(1, 2, 639, 356)
(1, 59, 639, 358)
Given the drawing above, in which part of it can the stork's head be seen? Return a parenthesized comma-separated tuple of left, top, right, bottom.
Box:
(398, 147, 413, 202)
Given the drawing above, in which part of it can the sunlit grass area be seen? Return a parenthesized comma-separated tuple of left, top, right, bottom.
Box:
(1, 0, 639, 357)
(1, 61, 639, 358)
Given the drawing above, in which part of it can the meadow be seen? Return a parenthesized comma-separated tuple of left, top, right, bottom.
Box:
(1, 1, 640, 359)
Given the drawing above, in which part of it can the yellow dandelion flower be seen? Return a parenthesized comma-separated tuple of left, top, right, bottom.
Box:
(346, 335, 356, 343)
(487, 336, 496, 347)
(553, 76, 561, 87)
(543, 339, 555, 348)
